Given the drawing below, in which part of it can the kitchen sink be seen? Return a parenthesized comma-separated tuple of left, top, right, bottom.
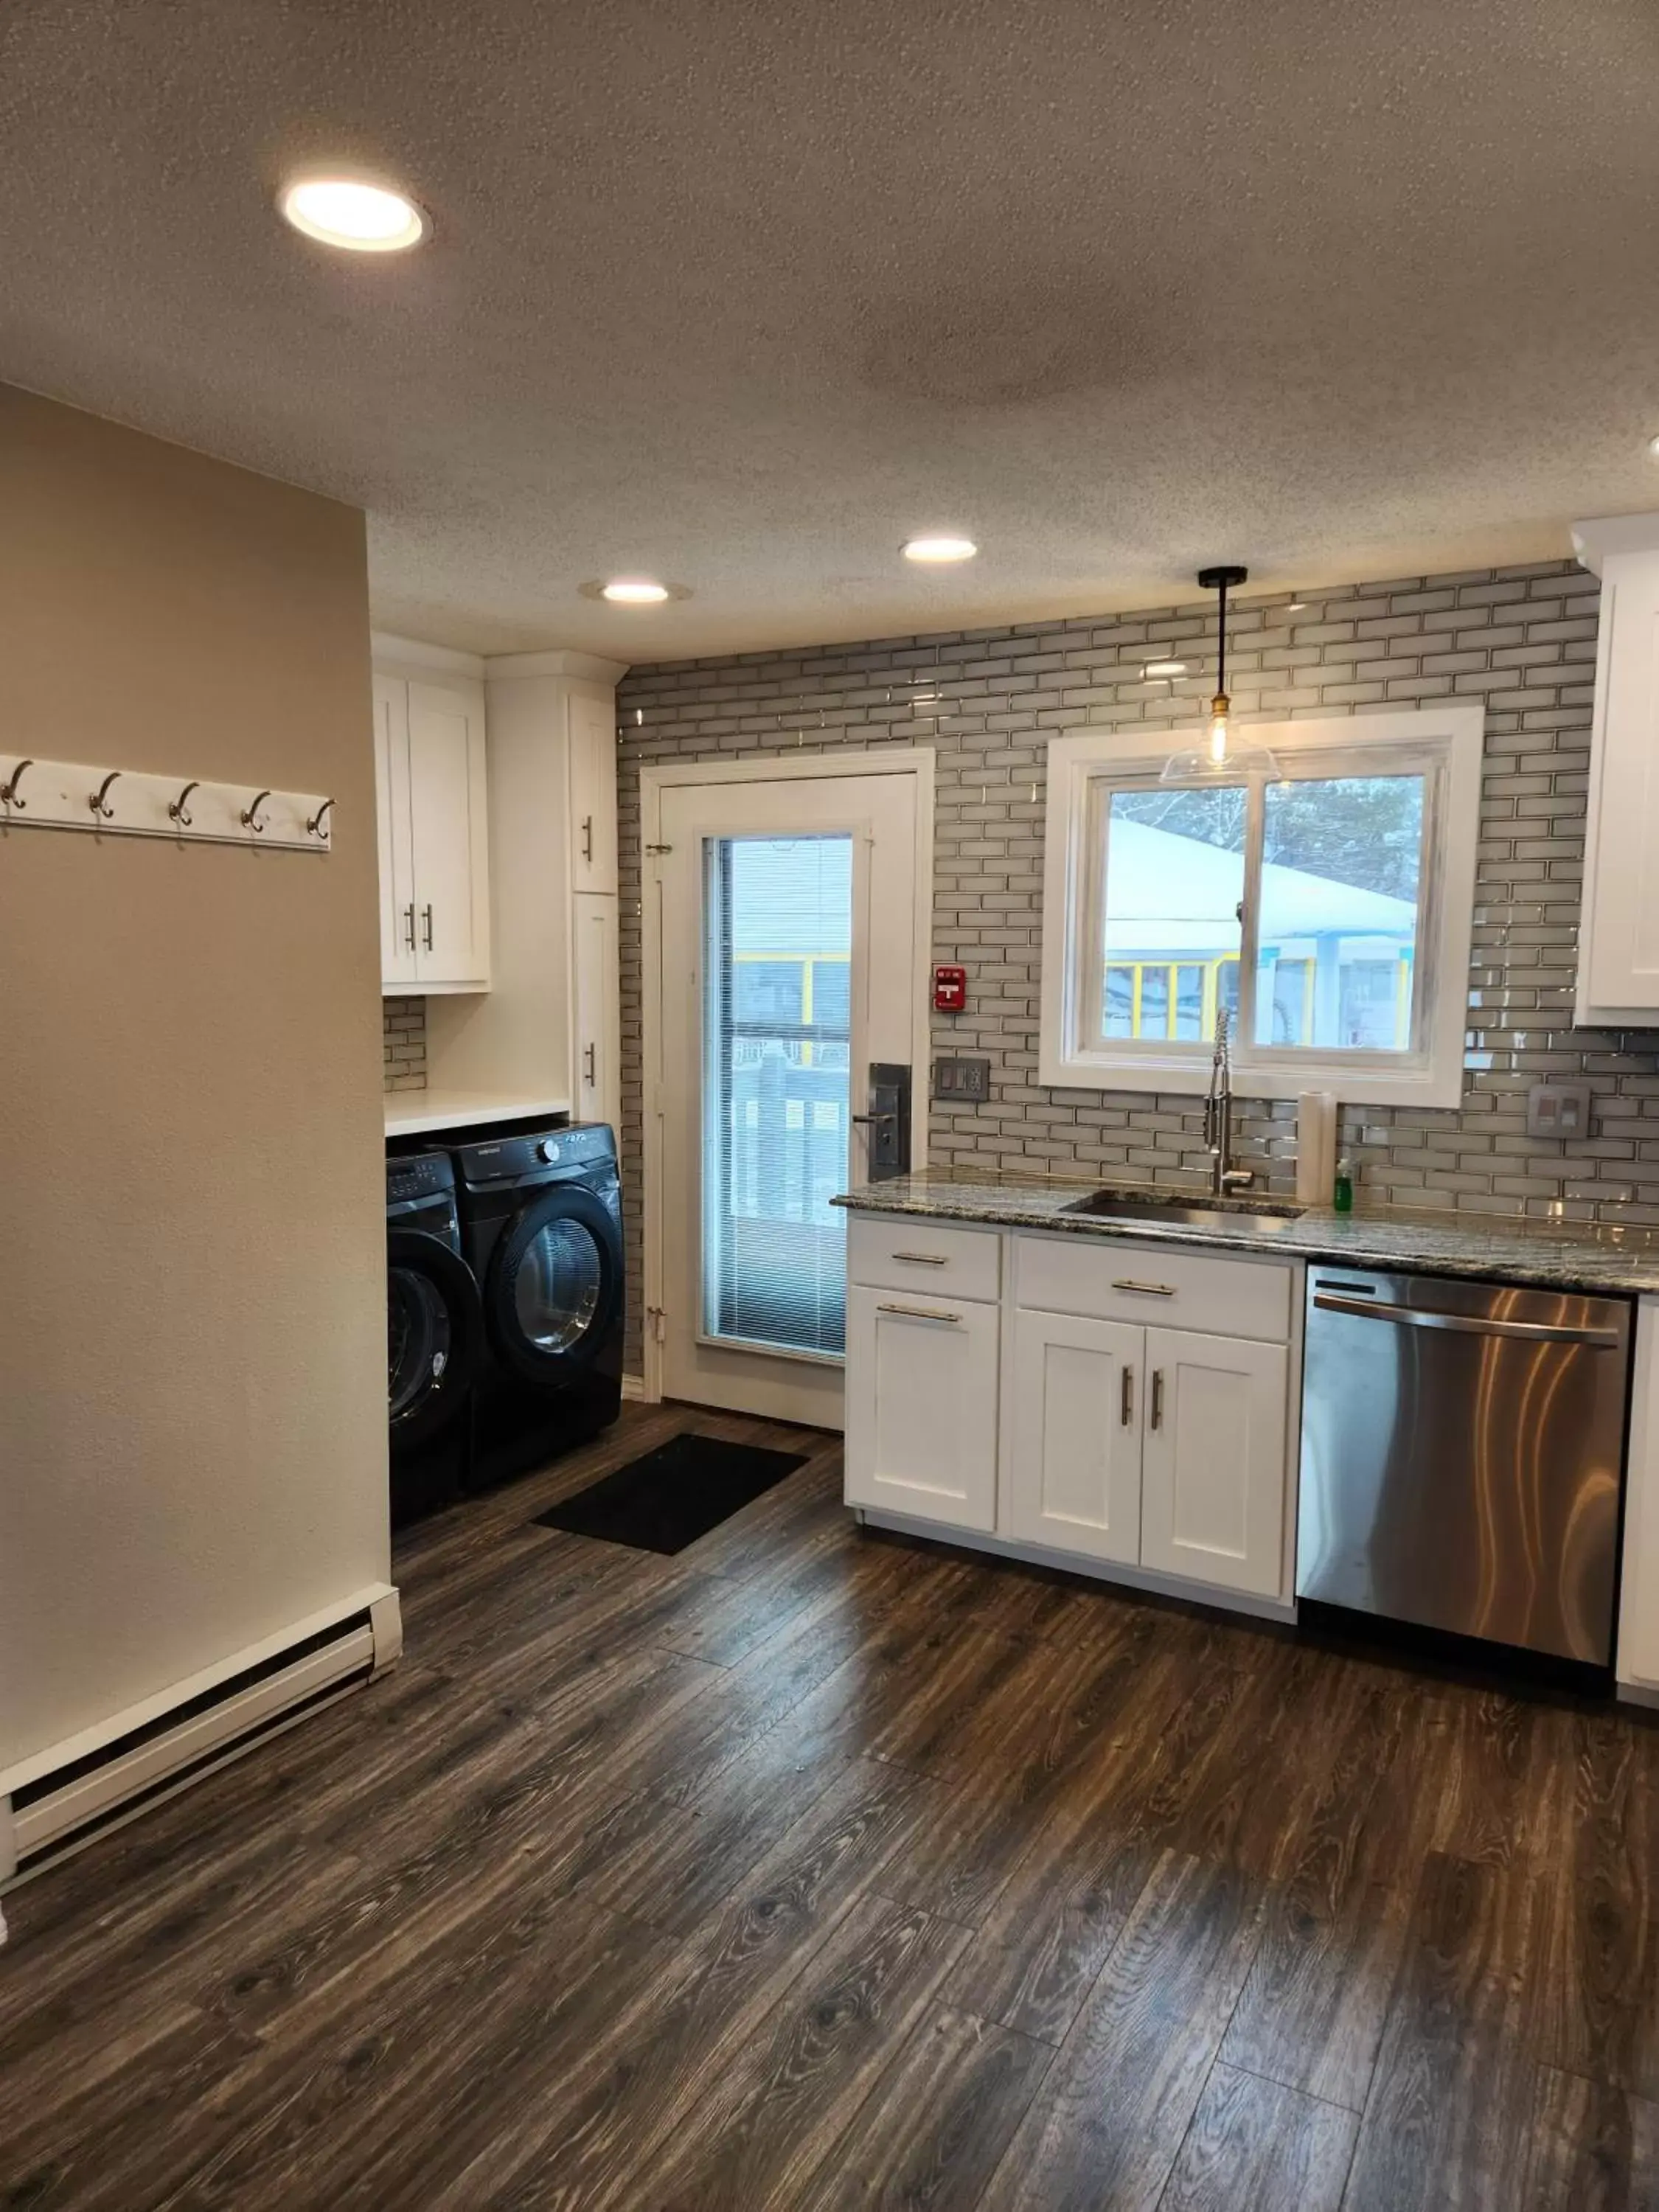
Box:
(1060, 1189, 1306, 1234)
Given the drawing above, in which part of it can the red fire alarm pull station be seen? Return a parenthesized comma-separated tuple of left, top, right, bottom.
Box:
(933, 964, 967, 1012)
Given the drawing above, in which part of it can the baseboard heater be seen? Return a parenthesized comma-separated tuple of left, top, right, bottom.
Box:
(0, 1585, 401, 1905)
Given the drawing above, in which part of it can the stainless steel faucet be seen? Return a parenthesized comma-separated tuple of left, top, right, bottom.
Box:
(1203, 1008, 1255, 1198)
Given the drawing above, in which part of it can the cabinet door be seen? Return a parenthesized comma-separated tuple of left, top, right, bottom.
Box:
(374, 676, 417, 991)
(406, 679, 489, 988)
(844, 1286, 998, 1532)
(572, 892, 620, 1132)
(1141, 1328, 1288, 1597)
(1582, 548, 1659, 1014)
(1006, 1310, 1142, 1564)
(569, 692, 619, 894)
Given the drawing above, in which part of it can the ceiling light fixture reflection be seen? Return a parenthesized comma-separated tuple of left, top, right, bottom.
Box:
(902, 535, 978, 563)
(278, 174, 429, 251)
(1143, 658, 1189, 678)
(601, 578, 671, 603)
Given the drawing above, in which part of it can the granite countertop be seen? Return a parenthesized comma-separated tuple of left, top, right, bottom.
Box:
(832, 1168, 1659, 1295)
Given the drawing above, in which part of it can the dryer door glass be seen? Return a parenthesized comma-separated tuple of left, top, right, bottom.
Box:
(513, 1217, 605, 1354)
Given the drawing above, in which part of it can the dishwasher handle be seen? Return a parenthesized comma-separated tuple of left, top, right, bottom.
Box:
(1311, 1289, 1622, 1349)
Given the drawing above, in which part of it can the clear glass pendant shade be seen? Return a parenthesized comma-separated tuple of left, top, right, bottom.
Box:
(1159, 692, 1280, 783)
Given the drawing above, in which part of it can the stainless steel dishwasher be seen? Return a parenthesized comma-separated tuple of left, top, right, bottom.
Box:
(1297, 1266, 1632, 1665)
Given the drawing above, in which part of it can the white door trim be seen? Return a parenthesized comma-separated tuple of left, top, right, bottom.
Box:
(639, 748, 935, 1407)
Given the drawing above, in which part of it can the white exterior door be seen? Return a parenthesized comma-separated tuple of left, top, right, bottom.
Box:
(650, 761, 929, 1425)
(572, 891, 621, 1133)
(844, 1287, 999, 1531)
(1140, 1327, 1287, 1597)
(1006, 1310, 1143, 1564)
(406, 680, 487, 988)
(375, 677, 417, 990)
(570, 692, 619, 894)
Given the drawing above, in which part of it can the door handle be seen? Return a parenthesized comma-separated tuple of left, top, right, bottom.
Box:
(421, 904, 434, 951)
(852, 1113, 897, 1127)
(876, 1302, 961, 1324)
(581, 815, 594, 863)
(1150, 1370, 1164, 1430)
(1121, 1366, 1134, 1427)
(583, 1042, 597, 1084)
(1311, 1291, 1621, 1347)
(403, 902, 416, 952)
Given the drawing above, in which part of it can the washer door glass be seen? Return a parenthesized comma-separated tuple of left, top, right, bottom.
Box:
(389, 1266, 452, 1423)
(513, 1217, 604, 1354)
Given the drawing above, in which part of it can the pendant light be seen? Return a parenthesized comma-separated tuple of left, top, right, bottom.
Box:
(1160, 564, 1279, 782)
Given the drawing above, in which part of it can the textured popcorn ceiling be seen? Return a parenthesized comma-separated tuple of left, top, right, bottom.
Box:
(4, 0, 1658, 658)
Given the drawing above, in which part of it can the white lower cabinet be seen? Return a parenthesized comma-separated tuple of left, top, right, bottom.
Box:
(1139, 1327, 1288, 1598)
(1007, 1310, 1142, 1564)
(846, 1221, 1298, 1610)
(844, 1284, 1000, 1531)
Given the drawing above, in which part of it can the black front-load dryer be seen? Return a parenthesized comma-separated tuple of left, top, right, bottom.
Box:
(386, 1149, 484, 1526)
(451, 1121, 625, 1489)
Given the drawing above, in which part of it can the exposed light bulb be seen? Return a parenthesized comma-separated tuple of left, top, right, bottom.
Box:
(1207, 694, 1232, 766)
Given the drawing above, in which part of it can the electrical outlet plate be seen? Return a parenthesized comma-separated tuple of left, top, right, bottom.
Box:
(933, 1056, 991, 1103)
(1526, 1081, 1592, 1140)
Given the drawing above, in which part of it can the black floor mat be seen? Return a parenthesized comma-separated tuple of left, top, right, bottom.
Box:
(533, 1432, 808, 1555)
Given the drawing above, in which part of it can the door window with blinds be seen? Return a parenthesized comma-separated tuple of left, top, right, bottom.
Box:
(702, 835, 852, 1357)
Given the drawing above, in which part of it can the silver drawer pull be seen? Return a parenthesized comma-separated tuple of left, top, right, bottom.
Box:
(1112, 1279, 1177, 1297)
(877, 1302, 962, 1324)
(892, 1251, 950, 1266)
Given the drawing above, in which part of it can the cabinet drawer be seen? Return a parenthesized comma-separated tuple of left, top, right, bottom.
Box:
(847, 1215, 1002, 1301)
(1014, 1233, 1290, 1342)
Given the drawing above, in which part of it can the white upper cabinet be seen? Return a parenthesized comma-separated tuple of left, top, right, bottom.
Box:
(1572, 516, 1659, 1024)
(569, 692, 619, 894)
(373, 669, 490, 995)
(375, 675, 417, 990)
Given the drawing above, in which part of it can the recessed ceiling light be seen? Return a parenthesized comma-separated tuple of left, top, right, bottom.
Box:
(277, 174, 429, 252)
(600, 577, 671, 604)
(1648, 436, 1659, 459)
(1143, 658, 1189, 678)
(902, 535, 978, 564)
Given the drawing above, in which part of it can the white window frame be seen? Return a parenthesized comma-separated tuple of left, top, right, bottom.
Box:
(1039, 708, 1484, 1108)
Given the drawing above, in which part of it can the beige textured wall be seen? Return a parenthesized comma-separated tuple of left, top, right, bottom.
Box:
(0, 389, 389, 1770)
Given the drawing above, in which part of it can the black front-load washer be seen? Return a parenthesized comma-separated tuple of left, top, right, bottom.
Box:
(451, 1121, 625, 1488)
(386, 1149, 484, 1526)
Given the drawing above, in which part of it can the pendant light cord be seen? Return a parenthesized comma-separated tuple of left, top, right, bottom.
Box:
(1216, 574, 1227, 699)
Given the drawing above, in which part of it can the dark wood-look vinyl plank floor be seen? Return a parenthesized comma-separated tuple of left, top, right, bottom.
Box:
(2, 1402, 1658, 2209)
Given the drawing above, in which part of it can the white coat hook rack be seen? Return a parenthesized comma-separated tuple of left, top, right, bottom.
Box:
(0, 757, 334, 853)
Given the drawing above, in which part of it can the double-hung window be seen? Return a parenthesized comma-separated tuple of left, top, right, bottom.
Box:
(1040, 709, 1484, 1107)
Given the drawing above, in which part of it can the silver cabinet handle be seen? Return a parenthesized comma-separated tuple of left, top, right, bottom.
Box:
(1311, 1292, 1621, 1348)
(877, 1302, 961, 1324)
(1150, 1370, 1165, 1430)
(1121, 1365, 1134, 1427)
(581, 814, 594, 863)
(892, 1252, 949, 1266)
(403, 902, 416, 952)
(583, 1042, 597, 1084)
(421, 904, 434, 951)
(1113, 1279, 1177, 1297)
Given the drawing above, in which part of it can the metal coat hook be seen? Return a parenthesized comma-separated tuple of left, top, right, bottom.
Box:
(306, 797, 335, 839)
(168, 780, 199, 828)
(1, 759, 32, 810)
(241, 789, 271, 834)
(89, 771, 121, 821)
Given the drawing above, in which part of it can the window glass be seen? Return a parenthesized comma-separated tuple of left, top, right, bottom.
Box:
(1253, 775, 1424, 1051)
(1102, 787, 1245, 1043)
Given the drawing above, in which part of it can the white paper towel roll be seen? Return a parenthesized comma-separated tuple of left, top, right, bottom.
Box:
(1296, 1091, 1338, 1205)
